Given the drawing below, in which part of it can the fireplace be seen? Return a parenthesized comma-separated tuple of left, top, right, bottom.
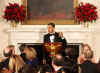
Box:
(8, 25, 93, 55)
(18, 43, 82, 65)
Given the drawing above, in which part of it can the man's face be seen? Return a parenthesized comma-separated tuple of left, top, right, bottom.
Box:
(48, 25, 55, 33)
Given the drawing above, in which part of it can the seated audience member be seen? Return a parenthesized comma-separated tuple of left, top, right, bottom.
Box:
(78, 44, 95, 64)
(64, 48, 78, 73)
(79, 50, 99, 73)
(40, 64, 52, 73)
(24, 47, 38, 66)
(64, 48, 75, 64)
(18, 64, 39, 73)
(0, 45, 15, 72)
(52, 55, 66, 73)
(19, 44, 28, 62)
(54, 53, 78, 73)
(3, 45, 15, 57)
(9, 55, 25, 73)
(0, 55, 25, 73)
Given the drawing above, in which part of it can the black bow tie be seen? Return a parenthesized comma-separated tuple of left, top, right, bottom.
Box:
(50, 34, 55, 36)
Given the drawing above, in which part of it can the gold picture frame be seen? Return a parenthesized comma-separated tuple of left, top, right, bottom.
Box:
(22, 0, 78, 25)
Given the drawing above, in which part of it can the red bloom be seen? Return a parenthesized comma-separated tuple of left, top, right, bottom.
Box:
(75, 2, 98, 23)
(3, 3, 26, 23)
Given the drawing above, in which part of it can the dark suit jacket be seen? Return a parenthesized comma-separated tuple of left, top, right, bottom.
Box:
(80, 60, 99, 73)
(44, 32, 67, 49)
(63, 56, 78, 73)
(43, 32, 67, 64)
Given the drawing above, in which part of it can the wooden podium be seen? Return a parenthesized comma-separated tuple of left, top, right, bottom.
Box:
(44, 42, 62, 57)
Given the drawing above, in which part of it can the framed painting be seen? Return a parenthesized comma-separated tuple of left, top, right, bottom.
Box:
(22, 0, 78, 25)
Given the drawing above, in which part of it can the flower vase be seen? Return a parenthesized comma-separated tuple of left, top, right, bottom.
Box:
(84, 22, 89, 28)
(11, 21, 17, 27)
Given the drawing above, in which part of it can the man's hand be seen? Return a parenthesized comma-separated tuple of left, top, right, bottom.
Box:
(43, 59, 46, 64)
(59, 32, 64, 38)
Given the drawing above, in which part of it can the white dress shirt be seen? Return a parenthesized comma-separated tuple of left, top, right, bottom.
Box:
(50, 35, 55, 43)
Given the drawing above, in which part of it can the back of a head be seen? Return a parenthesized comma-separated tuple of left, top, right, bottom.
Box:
(7, 45, 15, 48)
(65, 48, 72, 55)
(41, 64, 52, 73)
(19, 64, 39, 73)
(9, 55, 25, 73)
(15, 55, 25, 72)
(19, 44, 27, 53)
(52, 56, 64, 66)
(25, 47, 37, 60)
(55, 54, 63, 60)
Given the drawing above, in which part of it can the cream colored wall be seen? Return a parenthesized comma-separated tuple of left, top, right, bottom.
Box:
(0, 0, 22, 56)
(0, 0, 21, 56)
(0, 0, 100, 58)
(0, 0, 8, 56)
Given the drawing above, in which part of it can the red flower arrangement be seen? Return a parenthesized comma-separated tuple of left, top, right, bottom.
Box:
(75, 2, 98, 23)
(4, 3, 26, 23)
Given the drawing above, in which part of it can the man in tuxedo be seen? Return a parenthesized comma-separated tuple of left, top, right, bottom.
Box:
(43, 22, 67, 64)
(44, 22, 67, 48)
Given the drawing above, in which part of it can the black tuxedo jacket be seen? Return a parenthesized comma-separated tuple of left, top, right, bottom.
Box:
(80, 60, 99, 73)
(43, 32, 67, 48)
(43, 32, 67, 64)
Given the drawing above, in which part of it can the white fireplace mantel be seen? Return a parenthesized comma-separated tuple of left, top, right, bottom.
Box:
(7, 25, 95, 54)
(8, 25, 94, 32)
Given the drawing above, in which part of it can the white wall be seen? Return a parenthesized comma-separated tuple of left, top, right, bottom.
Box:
(0, 0, 8, 56)
(0, 0, 100, 59)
